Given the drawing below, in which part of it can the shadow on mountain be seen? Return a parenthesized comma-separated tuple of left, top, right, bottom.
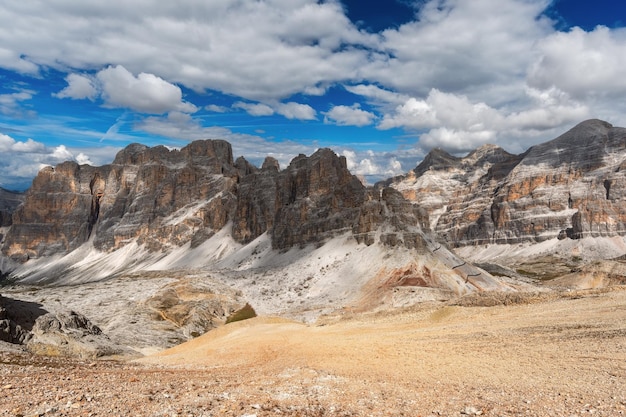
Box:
(0, 294, 48, 335)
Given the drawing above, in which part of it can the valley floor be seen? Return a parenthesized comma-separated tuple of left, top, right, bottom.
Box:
(2, 287, 626, 416)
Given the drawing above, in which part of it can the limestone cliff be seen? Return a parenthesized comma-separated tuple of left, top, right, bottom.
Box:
(3, 140, 238, 260)
(388, 119, 626, 246)
(2, 142, 434, 261)
(0, 188, 24, 227)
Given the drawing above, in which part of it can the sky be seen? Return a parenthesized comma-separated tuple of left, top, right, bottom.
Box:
(1, 0, 626, 190)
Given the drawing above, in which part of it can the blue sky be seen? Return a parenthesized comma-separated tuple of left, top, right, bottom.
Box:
(1, 0, 626, 190)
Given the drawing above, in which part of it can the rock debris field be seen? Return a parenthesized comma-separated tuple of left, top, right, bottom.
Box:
(2, 287, 626, 417)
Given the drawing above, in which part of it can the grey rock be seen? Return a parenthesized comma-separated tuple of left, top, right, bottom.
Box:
(28, 310, 132, 358)
(389, 119, 626, 246)
(0, 187, 24, 227)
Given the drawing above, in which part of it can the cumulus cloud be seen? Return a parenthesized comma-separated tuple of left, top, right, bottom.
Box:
(2, 0, 626, 183)
(275, 102, 317, 120)
(0, 1, 374, 101)
(54, 73, 98, 101)
(378, 88, 589, 153)
(233, 101, 317, 120)
(96, 65, 198, 114)
(528, 26, 626, 99)
(324, 104, 376, 126)
(0, 134, 97, 190)
(364, 0, 553, 102)
(54, 65, 198, 115)
(233, 102, 275, 117)
(341, 149, 411, 183)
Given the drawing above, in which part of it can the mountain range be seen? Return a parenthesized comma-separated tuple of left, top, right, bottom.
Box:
(1, 118, 626, 356)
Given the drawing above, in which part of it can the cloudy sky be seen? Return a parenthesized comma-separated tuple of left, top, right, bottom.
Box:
(1, 0, 625, 190)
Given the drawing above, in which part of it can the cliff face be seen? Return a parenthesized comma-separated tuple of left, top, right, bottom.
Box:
(2, 141, 433, 262)
(388, 119, 626, 246)
(4, 140, 239, 261)
(0, 188, 24, 244)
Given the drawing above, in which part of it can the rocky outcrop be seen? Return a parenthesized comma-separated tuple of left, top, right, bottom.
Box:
(232, 157, 278, 243)
(382, 143, 520, 232)
(272, 149, 368, 249)
(27, 310, 130, 358)
(3, 140, 239, 260)
(3, 141, 437, 262)
(388, 119, 626, 246)
(0, 294, 46, 344)
(143, 276, 247, 339)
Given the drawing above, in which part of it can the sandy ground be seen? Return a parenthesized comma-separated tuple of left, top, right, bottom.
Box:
(2, 287, 626, 416)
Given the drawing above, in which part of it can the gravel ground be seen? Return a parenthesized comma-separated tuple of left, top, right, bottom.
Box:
(2, 287, 626, 417)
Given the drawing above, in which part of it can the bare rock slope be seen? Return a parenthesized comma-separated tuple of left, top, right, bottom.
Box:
(0, 140, 511, 355)
(2, 141, 496, 298)
(387, 119, 626, 247)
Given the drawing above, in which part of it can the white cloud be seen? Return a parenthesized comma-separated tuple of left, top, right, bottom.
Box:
(75, 152, 93, 165)
(0, 48, 38, 74)
(378, 88, 589, 153)
(0, 134, 43, 153)
(0, 1, 373, 101)
(233, 101, 317, 120)
(345, 84, 409, 107)
(50, 145, 74, 160)
(54, 73, 98, 101)
(233, 102, 275, 117)
(205, 104, 230, 113)
(324, 104, 376, 126)
(364, 0, 553, 103)
(96, 65, 198, 114)
(275, 102, 317, 120)
(0, 89, 35, 118)
(0, 134, 98, 190)
(528, 26, 626, 99)
(54, 66, 198, 115)
(341, 149, 408, 183)
(2, 0, 626, 183)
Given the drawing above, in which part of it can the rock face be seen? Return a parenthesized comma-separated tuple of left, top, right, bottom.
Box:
(3, 140, 239, 261)
(2, 141, 435, 261)
(387, 119, 626, 246)
(28, 310, 130, 358)
(0, 188, 24, 228)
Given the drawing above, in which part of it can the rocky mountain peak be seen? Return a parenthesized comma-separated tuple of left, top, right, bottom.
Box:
(261, 156, 280, 171)
(2, 140, 439, 261)
(518, 119, 623, 171)
(413, 148, 460, 176)
(390, 119, 626, 247)
(463, 144, 513, 167)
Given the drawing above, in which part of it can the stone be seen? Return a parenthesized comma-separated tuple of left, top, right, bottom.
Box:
(27, 310, 131, 358)
(388, 119, 626, 247)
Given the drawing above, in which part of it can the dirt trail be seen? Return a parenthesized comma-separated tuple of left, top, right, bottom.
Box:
(2, 288, 626, 416)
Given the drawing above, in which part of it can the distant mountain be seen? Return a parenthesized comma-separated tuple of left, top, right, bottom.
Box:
(3, 119, 626, 356)
(2, 118, 626, 321)
(386, 119, 626, 247)
(1, 140, 503, 317)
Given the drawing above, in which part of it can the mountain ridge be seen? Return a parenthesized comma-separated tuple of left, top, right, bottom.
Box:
(388, 119, 626, 247)
(2, 118, 626, 356)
